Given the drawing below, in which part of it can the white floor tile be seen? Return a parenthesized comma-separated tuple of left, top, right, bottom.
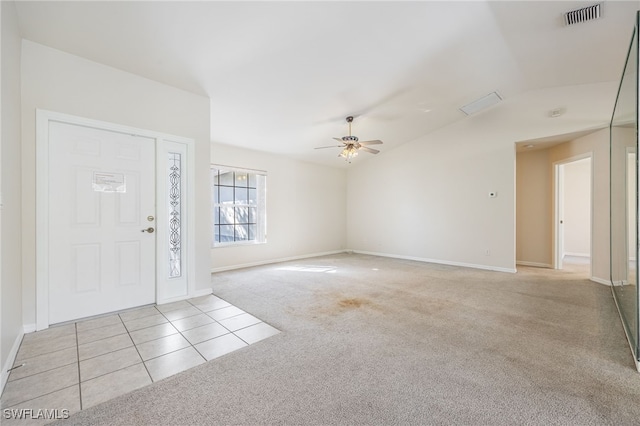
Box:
(163, 306, 201, 322)
(122, 313, 168, 332)
(144, 347, 205, 382)
(79, 346, 142, 382)
(234, 322, 280, 344)
(128, 322, 178, 345)
(194, 333, 248, 361)
(4, 295, 278, 418)
(80, 363, 151, 409)
(181, 322, 229, 345)
(136, 333, 190, 361)
(78, 334, 134, 361)
(218, 313, 261, 332)
(205, 306, 246, 321)
(171, 313, 214, 332)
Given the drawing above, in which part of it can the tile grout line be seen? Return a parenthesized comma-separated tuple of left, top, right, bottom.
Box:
(186, 300, 265, 355)
(75, 322, 83, 410)
(119, 312, 155, 383)
(2, 296, 276, 411)
(189, 297, 276, 346)
(5, 359, 78, 384)
(156, 305, 208, 364)
(1, 385, 79, 411)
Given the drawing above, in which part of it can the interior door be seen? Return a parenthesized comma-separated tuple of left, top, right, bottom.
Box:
(48, 121, 156, 324)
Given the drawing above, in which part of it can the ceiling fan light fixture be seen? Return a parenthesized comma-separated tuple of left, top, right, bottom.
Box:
(339, 145, 359, 162)
(315, 116, 383, 163)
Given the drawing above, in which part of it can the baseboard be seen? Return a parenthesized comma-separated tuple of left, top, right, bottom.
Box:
(564, 252, 589, 258)
(192, 288, 213, 298)
(157, 288, 213, 305)
(516, 261, 552, 268)
(210, 250, 348, 273)
(23, 324, 36, 334)
(352, 250, 517, 273)
(1, 327, 25, 396)
(591, 276, 611, 286)
(610, 286, 640, 372)
(611, 280, 629, 286)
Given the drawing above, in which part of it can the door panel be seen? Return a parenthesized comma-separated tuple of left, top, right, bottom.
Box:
(48, 121, 156, 324)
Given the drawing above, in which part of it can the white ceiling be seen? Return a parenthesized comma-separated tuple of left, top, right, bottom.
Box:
(14, 1, 640, 167)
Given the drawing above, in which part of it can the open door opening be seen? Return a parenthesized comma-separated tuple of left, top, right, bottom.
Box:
(554, 156, 592, 276)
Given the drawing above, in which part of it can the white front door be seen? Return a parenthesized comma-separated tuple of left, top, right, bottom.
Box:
(47, 121, 156, 324)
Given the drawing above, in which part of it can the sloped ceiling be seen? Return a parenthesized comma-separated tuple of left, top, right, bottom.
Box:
(14, 1, 640, 166)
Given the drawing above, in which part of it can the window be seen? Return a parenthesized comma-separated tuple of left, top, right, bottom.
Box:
(211, 165, 266, 246)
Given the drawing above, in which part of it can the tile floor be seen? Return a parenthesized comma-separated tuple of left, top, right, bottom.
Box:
(0, 294, 279, 423)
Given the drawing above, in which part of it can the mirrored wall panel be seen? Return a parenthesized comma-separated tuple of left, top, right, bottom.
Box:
(610, 14, 639, 359)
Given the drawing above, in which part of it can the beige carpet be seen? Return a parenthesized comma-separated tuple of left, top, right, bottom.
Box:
(61, 253, 640, 425)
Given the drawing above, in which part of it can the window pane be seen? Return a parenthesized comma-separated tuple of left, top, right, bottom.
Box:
(213, 186, 219, 204)
(235, 187, 248, 204)
(219, 171, 234, 186)
(212, 167, 266, 246)
(235, 225, 249, 241)
(220, 207, 234, 225)
(248, 188, 257, 204)
(219, 186, 234, 204)
(248, 207, 256, 224)
(235, 207, 249, 224)
(235, 173, 248, 187)
(219, 225, 234, 242)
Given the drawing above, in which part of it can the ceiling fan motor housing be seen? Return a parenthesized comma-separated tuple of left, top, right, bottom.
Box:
(342, 135, 359, 142)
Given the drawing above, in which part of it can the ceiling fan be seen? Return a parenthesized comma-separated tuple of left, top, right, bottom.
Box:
(315, 116, 383, 163)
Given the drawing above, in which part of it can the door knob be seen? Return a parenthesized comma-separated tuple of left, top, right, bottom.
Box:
(141, 227, 155, 233)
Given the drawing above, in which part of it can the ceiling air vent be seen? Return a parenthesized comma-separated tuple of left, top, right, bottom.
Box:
(564, 4, 601, 26)
(459, 92, 502, 116)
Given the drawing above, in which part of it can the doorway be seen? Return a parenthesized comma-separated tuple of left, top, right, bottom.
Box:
(47, 121, 157, 324)
(554, 155, 593, 274)
(36, 110, 195, 330)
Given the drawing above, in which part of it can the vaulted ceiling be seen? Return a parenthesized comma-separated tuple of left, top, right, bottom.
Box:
(14, 1, 640, 166)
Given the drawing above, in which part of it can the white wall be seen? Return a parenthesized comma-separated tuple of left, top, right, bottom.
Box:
(347, 83, 616, 273)
(1, 0, 23, 387)
(563, 158, 591, 257)
(20, 41, 212, 327)
(210, 143, 347, 271)
(516, 149, 551, 267)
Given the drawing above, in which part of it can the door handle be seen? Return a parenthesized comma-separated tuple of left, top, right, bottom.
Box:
(141, 227, 155, 233)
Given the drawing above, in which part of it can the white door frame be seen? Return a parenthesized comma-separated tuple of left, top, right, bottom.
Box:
(36, 110, 196, 330)
(552, 152, 594, 272)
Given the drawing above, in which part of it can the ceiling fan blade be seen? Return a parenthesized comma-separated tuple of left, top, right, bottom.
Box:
(359, 146, 380, 154)
(358, 140, 383, 146)
(314, 145, 343, 149)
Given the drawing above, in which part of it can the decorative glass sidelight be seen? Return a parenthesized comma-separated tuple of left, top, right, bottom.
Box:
(168, 152, 182, 278)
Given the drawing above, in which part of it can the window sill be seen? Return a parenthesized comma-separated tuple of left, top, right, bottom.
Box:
(212, 240, 267, 248)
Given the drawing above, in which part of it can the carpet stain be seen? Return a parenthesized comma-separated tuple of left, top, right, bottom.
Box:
(305, 292, 383, 320)
(337, 298, 369, 309)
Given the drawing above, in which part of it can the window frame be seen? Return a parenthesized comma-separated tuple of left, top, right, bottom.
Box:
(211, 164, 267, 247)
